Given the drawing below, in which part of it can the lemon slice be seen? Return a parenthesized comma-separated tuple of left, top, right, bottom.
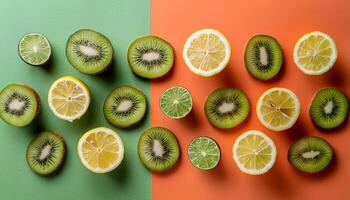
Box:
(257, 88, 300, 131)
(293, 31, 337, 75)
(183, 29, 231, 77)
(48, 76, 90, 122)
(233, 130, 277, 175)
(78, 127, 124, 173)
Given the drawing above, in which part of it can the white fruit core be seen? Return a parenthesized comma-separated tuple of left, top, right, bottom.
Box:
(142, 52, 160, 62)
(9, 99, 25, 111)
(117, 100, 133, 112)
(218, 102, 235, 113)
(39, 144, 52, 160)
(153, 140, 164, 157)
(302, 150, 320, 159)
(324, 101, 334, 114)
(259, 46, 269, 66)
(79, 45, 100, 57)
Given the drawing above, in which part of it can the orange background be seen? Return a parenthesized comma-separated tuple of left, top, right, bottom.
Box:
(151, 0, 350, 199)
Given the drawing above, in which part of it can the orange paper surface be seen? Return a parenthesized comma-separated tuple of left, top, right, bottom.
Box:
(151, 0, 350, 199)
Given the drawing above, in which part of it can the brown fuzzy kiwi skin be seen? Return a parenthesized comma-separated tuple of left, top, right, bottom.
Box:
(26, 131, 66, 176)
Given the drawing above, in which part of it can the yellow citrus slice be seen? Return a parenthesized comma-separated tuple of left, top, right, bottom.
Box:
(78, 127, 124, 173)
(233, 130, 277, 175)
(257, 88, 300, 131)
(293, 31, 337, 75)
(48, 76, 90, 122)
(183, 29, 231, 77)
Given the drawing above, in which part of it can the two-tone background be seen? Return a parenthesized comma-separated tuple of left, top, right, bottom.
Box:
(0, 0, 349, 199)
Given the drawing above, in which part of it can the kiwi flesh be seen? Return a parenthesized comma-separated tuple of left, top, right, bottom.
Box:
(26, 131, 66, 175)
(288, 136, 333, 173)
(66, 29, 113, 75)
(0, 83, 40, 127)
(138, 127, 180, 172)
(103, 85, 147, 128)
(244, 35, 283, 80)
(205, 88, 250, 129)
(128, 35, 174, 79)
(310, 88, 348, 129)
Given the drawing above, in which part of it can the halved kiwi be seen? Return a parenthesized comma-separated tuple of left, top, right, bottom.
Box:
(26, 131, 66, 175)
(310, 88, 348, 129)
(0, 83, 40, 127)
(288, 136, 333, 173)
(244, 35, 283, 80)
(138, 127, 180, 172)
(103, 85, 147, 128)
(66, 29, 113, 75)
(205, 88, 250, 129)
(127, 35, 174, 79)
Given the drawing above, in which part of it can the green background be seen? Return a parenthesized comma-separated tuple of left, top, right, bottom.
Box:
(0, 0, 151, 199)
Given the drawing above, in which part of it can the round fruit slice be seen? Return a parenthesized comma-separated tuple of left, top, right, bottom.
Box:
(294, 31, 337, 75)
(288, 136, 333, 173)
(244, 35, 283, 80)
(138, 127, 180, 172)
(160, 86, 193, 119)
(18, 33, 51, 66)
(188, 136, 220, 170)
(310, 88, 348, 129)
(78, 127, 124, 173)
(26, 131, 66, 175)
(257, 88, 300, 131)
(128, 35, 174, 79)
(48, 76, 90, 122)
(66, 29, 113, 75)
(183, 29, 231, 77)
(205, 88, 250, 129)
(103, 85, 147, 128)
(233, 130, 277, 175)
(0, 83, 40, 127)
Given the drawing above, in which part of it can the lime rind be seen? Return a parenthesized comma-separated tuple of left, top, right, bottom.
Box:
(188, 136, 220, 170)
(18, 33, 51, 66)
(160, 86, 193, 119)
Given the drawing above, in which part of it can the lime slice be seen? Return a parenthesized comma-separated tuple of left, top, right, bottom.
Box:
(18, 33, 51, 66)
(160, 86, 193, 119)
(188, 136, 220, 170)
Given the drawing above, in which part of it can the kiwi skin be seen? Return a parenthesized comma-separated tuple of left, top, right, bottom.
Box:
(26, 131, 66, 176)
(0, 83, 41, 127)
(288, 136, 333, 173)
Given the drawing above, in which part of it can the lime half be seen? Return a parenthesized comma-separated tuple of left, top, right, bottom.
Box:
(160, 86, 193, 119)
(188, 136, 220, 170)
(18, 33, 51, 66)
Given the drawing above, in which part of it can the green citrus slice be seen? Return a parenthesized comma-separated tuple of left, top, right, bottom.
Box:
(18, 33, 51, 66)
(188, 136, 220, 170)
(160, 86, 193, 119)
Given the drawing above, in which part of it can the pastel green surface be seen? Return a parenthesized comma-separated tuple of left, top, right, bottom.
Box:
(0, 0, 151, 200)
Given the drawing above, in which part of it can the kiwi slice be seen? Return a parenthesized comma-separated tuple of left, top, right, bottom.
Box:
(0, 84, 40, 127)
(103, 85, 147, 128)
(310, 88, 349, 129)
(127, 35, 174, 79)
(138, 127, 180, 172)
(26, 131, 66, 175)
(205, 88, 250, 129)
(66, 29, 113, 75)
(244, 35, 283, 80)
(288, 136, 333, 173)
